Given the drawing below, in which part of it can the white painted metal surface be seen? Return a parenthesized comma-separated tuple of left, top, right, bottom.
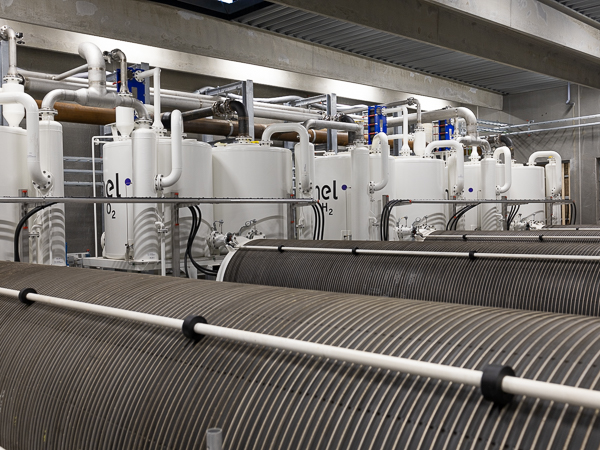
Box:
(369, 152, 397, 240)
(498, 163, 546, 225)
(159, 139, 213, 259)
(395, 157, 446, 230)
(480, 156, 498, 231)
(0, 127, 27, 261)
(102, 139, 133, 259)
(33, 120, 65, 265)
(212, 142, 292, 239)
(461, 161, 480, 230)
(313, 152, 351, 240)
(132, 125, 159, 261)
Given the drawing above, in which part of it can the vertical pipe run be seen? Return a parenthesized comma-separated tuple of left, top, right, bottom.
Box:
(351, 145, 370, 240)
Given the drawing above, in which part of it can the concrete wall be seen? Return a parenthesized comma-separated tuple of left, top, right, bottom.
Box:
(477, 85, 600, 225)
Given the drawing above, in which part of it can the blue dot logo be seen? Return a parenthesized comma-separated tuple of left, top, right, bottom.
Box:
(341, 184, 347, 191)
(125, 178, 132, 186)
(468, 187, 473, 193)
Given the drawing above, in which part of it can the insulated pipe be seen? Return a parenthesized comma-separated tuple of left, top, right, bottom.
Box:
(369, 132, 390, 193)
(302, 118, 363, 134)
(227, 100, 249, 137)
(0, 92, 51, 189)
(52, 64, 88, 81)
(389, 107, 478, 138)
(156, 109, 182, 190)
(108, 49, 129, 94)
(500, 135, 513, 148)
(0, 25, 18, 78)
(262, 123, 312, 194)
(407, 97, 421, 126)
(493, 146, 512, 194)
(528, 151, 562, 196)
(161, 105, 215, 130)
(337, 114, 358, 143)
(40, 43, 149, 120)
(425, 140, 464, 195)
(134, 68, 162, 129)
(457, 135, 491, 155)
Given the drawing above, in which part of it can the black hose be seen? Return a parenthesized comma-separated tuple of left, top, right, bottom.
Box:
(320, 202, 325, 240)
(14, 202, 58, 262)
(338, 114, 357, 144)
(185, 206, 218, 277)
(571, 202, 577, 225)
(312, 204, 320, 240)
(499, 135, 513, 148)
(161, 107, 215, 130)
(228, 100, 249, 137)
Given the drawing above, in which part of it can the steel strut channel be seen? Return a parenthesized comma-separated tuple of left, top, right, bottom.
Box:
(240, 245, 600, 262)
(3, 286, 600, 410)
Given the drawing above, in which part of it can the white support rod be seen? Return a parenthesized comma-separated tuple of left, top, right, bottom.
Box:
(1, 286, 600, 410)
(426, 235, 600, 241)
(239, 245, 600, 262)
(53, 64, 89, 81)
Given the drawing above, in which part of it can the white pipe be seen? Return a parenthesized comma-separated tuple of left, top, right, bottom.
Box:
(0, 25, 18, 78)
(425, 140, 464, 195)
(370, 132, 390, 192)
(528, 151, 562, 197)
(2, 286, 600, 410)
(351, 144, 370, 240)
(156, 109, 183, 190)
(262, 123, 312, 194)
(135, 68, 163, 130)
(53, 64, 88, 81)
(241, 245, 600, 262)
(0, 92, 51, 190)
(493, 146, 512, 194)
(400, 106, 410, 155)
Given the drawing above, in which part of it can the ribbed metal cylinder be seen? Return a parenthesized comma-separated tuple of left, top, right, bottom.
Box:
(428, 230, 600, 241)
(0, 261, 600, 449)
(223, 239, 600, 316)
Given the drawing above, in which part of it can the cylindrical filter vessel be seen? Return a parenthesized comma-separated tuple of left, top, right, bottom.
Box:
(313, 152, 352, 240)
(0, 126, 28, 261)
(395, 156, 446, 229)
(351, 145, 370, 240)
(31, 120, 65, 265)
(212, 142, 292, 239)
(158, 138, 213, 260)
(132, 125, 159, 261)
(102, 138, 134, 259)
(498, 162, 545, 226)
(480, 156, 499, 230)
(0, 261, 600, 449)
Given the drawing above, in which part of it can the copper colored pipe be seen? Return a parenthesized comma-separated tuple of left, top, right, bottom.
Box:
(39, 101, 361, 145)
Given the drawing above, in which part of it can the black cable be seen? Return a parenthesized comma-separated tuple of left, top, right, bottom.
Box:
(447, 204, 477, 231)
(185, 206, 218, 277)
(571, 202, 577, 225)
(14, 202, 58, 262)
(311, 204, 319, 240)
(320, 201, 325, 240)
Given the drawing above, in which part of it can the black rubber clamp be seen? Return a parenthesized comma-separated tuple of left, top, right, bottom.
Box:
(481, 364, 516, 407)
(277, 245, 284, 253)
(182, 315, 208, 341)
(18, 287, 36, 306)
(468, 250, 476, 261)
(352, 247, 359, 255)
(462, 234, 468, 240)
(538, 235, 544, 241)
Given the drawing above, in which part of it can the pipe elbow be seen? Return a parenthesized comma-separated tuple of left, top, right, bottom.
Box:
(157, 109, 183, 190)
(493, 146, 512, 194)
(41, 89, 75, 111)
(78, 42, 106, 70)
(370, 132, 390, 192)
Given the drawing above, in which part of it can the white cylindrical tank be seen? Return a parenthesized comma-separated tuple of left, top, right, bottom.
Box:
(102, 139, 133, 259)
(395, 156, 446, 229)
(351, 145, 370, 240)
(312, 152, 351, 240)
(462, 161, 480, 230)
(498, 162, 545, 226)
(132, 125, 159, 262)
(0, 127, 28, 261)
(212, 142, 292, 239)
(158, 138, 213, 260)
(369, 152, 397, 240)
(31, 120, 65, 265)
(480, 156, 499, 231)
(545, 160, 562, 225)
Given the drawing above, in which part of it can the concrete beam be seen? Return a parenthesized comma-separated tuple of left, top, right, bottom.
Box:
(269, 0, 600, 90)
(0, 0, 501, 109)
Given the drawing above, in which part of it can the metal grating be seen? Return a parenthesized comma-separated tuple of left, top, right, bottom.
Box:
(554, 0, 600, 22)
(234, 4, 567, 95)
